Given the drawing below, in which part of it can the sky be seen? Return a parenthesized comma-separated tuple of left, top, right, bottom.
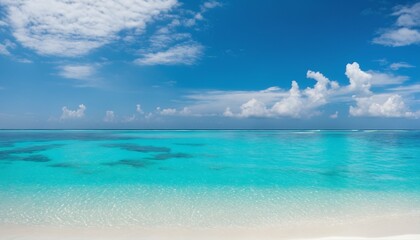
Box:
(0, 0, 420, 129)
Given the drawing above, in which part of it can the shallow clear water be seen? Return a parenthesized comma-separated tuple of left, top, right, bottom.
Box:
(0, 130, 420, 228)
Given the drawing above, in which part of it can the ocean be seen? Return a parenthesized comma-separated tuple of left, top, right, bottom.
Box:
(0, 130, 419, 229)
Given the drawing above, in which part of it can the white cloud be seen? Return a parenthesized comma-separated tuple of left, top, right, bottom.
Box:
(185, 87, 289, 115)
(139, 1, 222, 65)
(149, 31, 191, 50)
(158, 107, 177, 115)
(202, 1, 222, 11)
(136, 104, 143, 114)
(183, 1, 222, 27)
(349, 94, 418, 118)
(226, 70, 339, 118)
(58, 64, 96, 80)
(179, 107, 192, 115)
(1, 0, 178, 57)
(122, 114, 136, 122)
(369, 71, 409, 86)
(223, 107, 234, 117)
(134, 0, 221, 66)
(181, 62, 419, 119)
(373, 3, 420, 47)
(373, 28, 420, 46)
(329, 111, 339, 119)
(389, 84, 420, 94)
(345, 62, 372, 94)
(0, 39, 15, 56)
(270, 81, 306, 118)
(155, 106, 194, 116)
(237, 98, 270, 118)
(394, 2, 420, 27)
(60, 104, 86, 120)
(17, 58, 32, 63)
(103, 110, 115, 122)
(134, 43, 203, 65)
(389, 62, 415, 70)
(0, 43, 11, 56)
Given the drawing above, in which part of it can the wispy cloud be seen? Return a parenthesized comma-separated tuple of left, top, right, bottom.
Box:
(134, 43, 203, 65)
(57, 64, 104, 88)
(389, 62, 415, 70)
(58, 64, 96, 80)
(373, 2, 420, 46)
(0, 39, 15, 56)
(369, 71, 409, 86)
(0, 0, 178, 57)
(134, 1, 221, 66)
(388, 84, 420, 94)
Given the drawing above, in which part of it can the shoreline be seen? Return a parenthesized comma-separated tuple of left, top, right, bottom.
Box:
(1, 214, 419, 240)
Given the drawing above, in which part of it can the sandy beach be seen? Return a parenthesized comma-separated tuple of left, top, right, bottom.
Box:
(1, 212, 419, 240)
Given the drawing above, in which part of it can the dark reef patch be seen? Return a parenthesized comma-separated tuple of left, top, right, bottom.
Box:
(49, 163, 79, 168)
(0, 144, 63, 155)
(19, 154, 51, 162)
(146, 153, 193, 161)
(103, 159, 153, 168)
(103, 143, 171, 153)
(0, 144, 60, 163)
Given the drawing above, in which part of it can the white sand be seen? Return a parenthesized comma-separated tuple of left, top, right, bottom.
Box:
(1, 213, 419, 240)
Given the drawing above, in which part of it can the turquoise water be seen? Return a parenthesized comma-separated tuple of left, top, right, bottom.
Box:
(0, 130, 420, 227)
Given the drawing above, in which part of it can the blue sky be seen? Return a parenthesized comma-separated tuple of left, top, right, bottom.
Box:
(0, 0, 420, 129)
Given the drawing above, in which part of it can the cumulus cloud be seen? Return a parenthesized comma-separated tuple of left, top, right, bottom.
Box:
(60, 104, 86, 120)
(0, 0, 177, 57)
(185, 87, 289, 115)
(134, 43, 203, 65)
(227, 70, 339, 118)
(345, 62, 372, 94)
(350, 94, 419, 118)
(270, 81, 306, 118)
(223, 107, 234, 117)
(103, 110, 115, 122)
(237, 98, 270, 118)
(183, 62, 418, 119)
(373, 2, 420, 47)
